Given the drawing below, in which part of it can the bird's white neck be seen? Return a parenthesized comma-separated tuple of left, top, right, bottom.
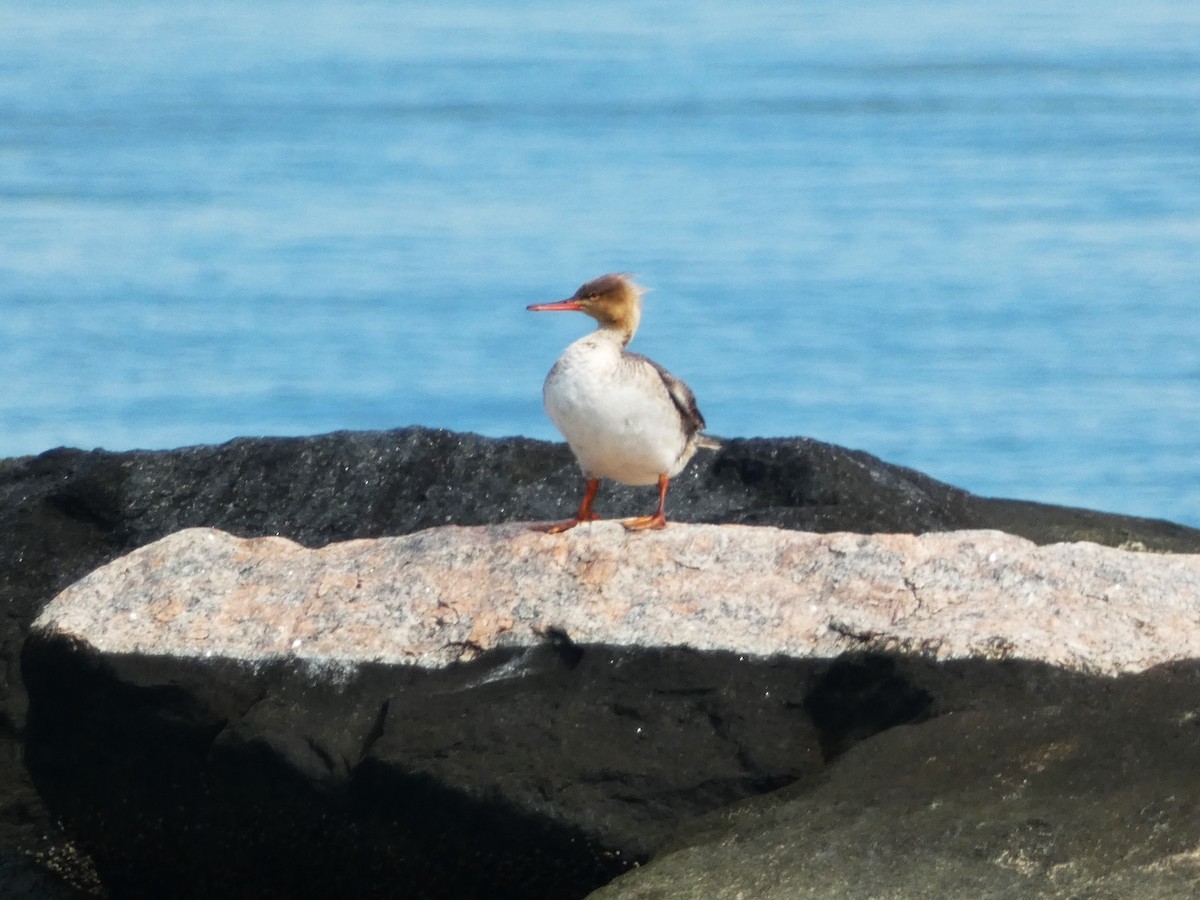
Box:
(595, 319, 637, 348)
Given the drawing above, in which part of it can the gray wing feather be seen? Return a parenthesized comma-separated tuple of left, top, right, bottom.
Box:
(624, 351, 707, 439)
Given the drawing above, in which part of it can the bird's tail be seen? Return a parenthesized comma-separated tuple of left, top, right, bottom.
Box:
(694, 434, 723, 452)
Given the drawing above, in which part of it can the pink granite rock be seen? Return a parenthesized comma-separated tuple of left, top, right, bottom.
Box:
(34, 523, 1200, 675)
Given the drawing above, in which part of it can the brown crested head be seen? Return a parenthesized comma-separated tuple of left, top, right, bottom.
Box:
(527, 272, 644, 342)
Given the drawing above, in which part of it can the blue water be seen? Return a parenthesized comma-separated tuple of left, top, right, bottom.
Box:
(2, 1, 1199, 526)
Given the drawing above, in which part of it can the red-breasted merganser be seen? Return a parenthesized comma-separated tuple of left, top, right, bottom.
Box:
(527, 273, 719, 533)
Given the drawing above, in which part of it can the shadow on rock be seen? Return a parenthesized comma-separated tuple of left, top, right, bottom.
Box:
(22, 620, 1140, 900)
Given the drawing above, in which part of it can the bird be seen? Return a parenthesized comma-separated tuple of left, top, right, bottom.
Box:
(527, 273, 719, 533)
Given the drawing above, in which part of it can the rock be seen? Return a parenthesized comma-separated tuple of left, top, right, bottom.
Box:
(6, 427, 1198, 727)
(22, 522, 1200, 898)
(0, 847, 96, 900)
(33, 523, 1200, 676)
(588, 662, 1200, 900)
(6, 427, 1200, 892)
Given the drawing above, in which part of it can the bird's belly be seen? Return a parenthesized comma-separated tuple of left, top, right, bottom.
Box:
(544, 372, 687, 485)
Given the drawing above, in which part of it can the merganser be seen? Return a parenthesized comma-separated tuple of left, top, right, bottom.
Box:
(527, 273, 719, 533)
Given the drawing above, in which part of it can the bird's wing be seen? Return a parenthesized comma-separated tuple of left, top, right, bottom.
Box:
(624, 351, 707, 439)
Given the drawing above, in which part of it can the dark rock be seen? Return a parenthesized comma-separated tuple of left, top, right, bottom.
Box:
(0, 847, 96, 900)
(22, 634, 830, 899)
(30, 621, 1191, 899)
(589, 661, 1200, 899)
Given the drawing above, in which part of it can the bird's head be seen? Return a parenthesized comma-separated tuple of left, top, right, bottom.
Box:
(528, 273, 644, 343)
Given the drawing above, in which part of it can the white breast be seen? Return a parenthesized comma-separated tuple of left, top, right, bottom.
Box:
(543, 334, 691, 485)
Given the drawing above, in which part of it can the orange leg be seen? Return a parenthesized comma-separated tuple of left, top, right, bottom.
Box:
(533, 478, 602, 534)
(621, 474, 670, 531)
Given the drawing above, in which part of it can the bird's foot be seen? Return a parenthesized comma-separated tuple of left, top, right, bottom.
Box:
(620, 513, 667, 532)
(531, 512, 601, 534)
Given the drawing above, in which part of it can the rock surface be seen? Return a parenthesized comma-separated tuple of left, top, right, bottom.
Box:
(23, 522, 1200, 898)
(36, 523, 1200, 676)
(7, 427, 1200, 895)
(591, 662, 1200, 899)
